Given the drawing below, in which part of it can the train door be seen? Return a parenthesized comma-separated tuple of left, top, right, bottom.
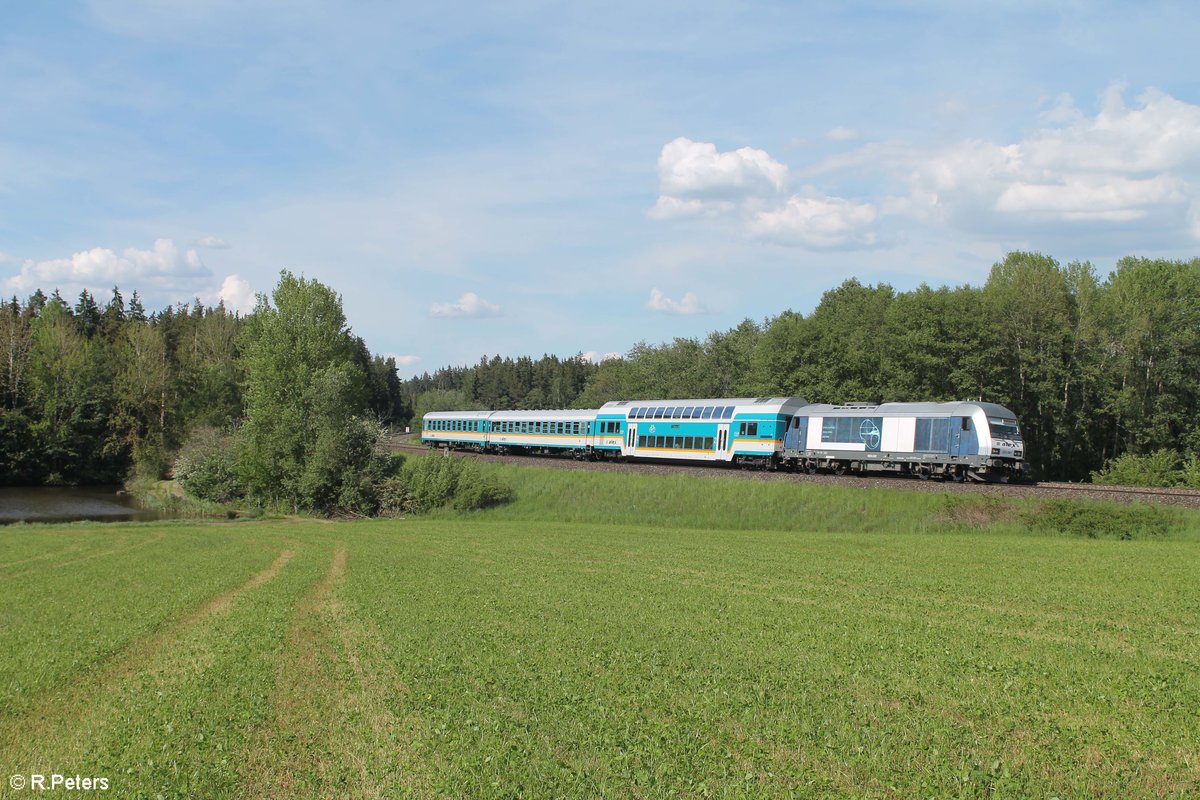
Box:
(784, 416, 806, 451)
(624, 423, 636, 456)
(953, 416, 977, 455)
(717, 423, 730, 460)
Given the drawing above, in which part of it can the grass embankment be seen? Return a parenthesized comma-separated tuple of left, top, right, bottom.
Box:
(461, 459, 1199, 540)
(2, 469, 1198, 797)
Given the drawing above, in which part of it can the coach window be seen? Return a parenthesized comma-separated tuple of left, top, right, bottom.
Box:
(704, 437, 714, 450)
(737, 423, 746, 436)
(701, 407, 713, 419)
(651, 408, 661, 419)
(721, 407, 733, 419)
(747, 422, 758, 436)
(682, 406, 694, 417)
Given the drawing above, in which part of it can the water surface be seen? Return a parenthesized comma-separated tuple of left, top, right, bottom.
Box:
(0, 486, 165, 524)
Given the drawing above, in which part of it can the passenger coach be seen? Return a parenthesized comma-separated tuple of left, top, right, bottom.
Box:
(597, 397, 809, 468)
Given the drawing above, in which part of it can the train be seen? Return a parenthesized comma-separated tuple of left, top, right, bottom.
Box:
(421, 397, 1026, 482)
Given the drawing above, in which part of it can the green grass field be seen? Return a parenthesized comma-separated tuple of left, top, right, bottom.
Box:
(2, 469, 1198, 798)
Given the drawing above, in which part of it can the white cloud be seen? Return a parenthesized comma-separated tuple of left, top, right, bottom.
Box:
(645, 288, 707, 315)
(748, 193, 879, 248)
(651, 137, 879, 249)
(826, 126, 860, 142)
(386, 353, 422, 366)
(429, 291, 501, 318)
(579, 351, 621, 363)
(3, 238, 208, 294)
(192, 234, 231, 249)
(896, 85, 1200, 234)
(215, 274, 256, 314)
(657, 137, 788, 202)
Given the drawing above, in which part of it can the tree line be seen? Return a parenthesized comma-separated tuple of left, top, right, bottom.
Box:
(0, 283, 406, 487)
(402, 252, 1200, 481)
(4, 251, 1195, 490)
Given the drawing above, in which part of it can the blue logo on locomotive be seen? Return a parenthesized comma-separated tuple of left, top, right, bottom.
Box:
(859, 418, 881, 450)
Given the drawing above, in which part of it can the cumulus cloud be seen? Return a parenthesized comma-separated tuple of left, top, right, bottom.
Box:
(650, 137, 878, 248)
(192, 234, 231, 249)
(429, 291, 501, 318)
(748, 193, 879, 248)
(900, 84, 1200, 233)
(579, 351, 622, 363)
(654, 85, 1200, 250)
(3, 238, 208, 294)
(646, 288, 707, 315)
(215, 274, 256, 314)
(655, 137, 788, 214)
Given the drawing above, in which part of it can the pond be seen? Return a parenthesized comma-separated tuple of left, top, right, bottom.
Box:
(0, 486, 167, 524)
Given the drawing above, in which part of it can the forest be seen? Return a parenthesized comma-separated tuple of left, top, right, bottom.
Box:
(404, 252, 1200, 482)
(2, 251, 1197, 486)
(0, 284, 404, 487)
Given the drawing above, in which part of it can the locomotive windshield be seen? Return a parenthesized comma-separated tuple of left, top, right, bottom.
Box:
(988, 417, 1022, 441)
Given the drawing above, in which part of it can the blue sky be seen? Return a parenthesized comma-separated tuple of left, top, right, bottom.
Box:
(3, 1, 1199, 375)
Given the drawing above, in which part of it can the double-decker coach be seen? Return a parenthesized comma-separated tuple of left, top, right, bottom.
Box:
(597, 397, 809, 468)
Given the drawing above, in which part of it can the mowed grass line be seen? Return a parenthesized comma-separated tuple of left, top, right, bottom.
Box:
(239, 543, 430, 799)
(0, 525, 289, 723)
(0, 546, 295, 760)
(1, 530, 322, 799)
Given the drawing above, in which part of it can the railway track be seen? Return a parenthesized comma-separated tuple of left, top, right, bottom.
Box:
(389, 436, 1200, 509)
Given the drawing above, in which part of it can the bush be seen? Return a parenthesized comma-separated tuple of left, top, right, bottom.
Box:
(451, 467, 515, 511)
(395, 455, 515, 514)
(1092, 449, 1185, 488)
(1022, 499, 1183, 540)
(174, 426, 243, 503)
(296, 417, 396, 516)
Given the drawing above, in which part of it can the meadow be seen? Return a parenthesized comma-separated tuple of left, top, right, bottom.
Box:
(1, 467, 1198, 798)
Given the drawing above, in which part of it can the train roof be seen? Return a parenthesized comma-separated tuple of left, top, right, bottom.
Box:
(487, 408, 598, 421)
(424, 410, 494, 420)
(599, 397, 809, 415)
(800, 401, 1019, 419)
